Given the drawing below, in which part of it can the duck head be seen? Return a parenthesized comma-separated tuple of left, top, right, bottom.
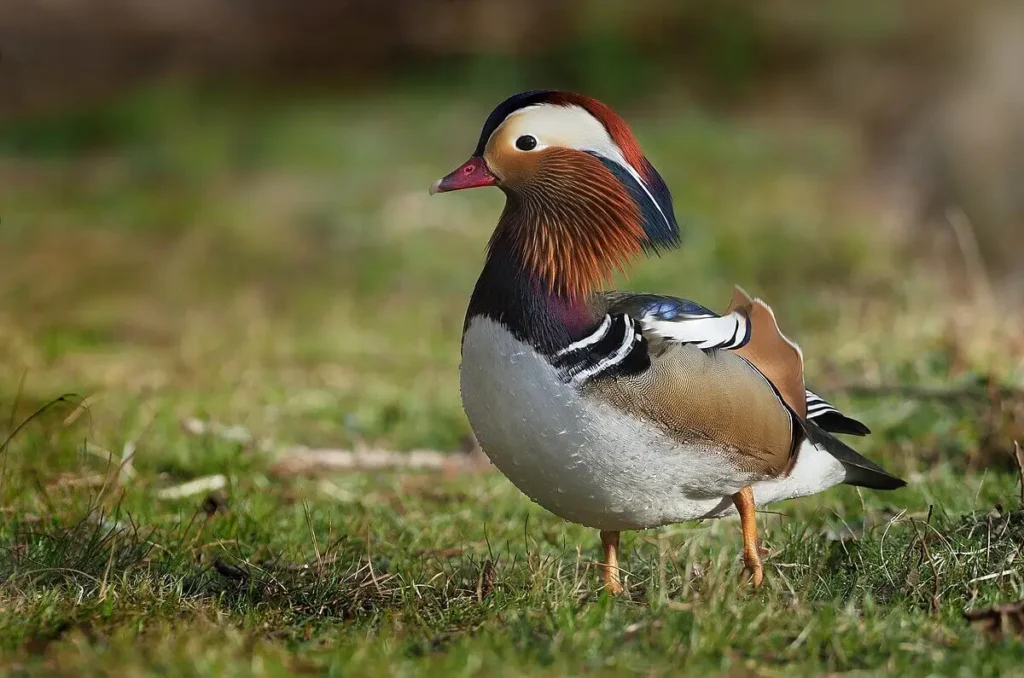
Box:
(432, 91, 680, 300)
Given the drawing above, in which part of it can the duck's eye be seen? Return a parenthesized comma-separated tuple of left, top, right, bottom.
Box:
(515, 135, 538, 151)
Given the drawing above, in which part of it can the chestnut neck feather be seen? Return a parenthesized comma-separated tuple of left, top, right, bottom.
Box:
(493, 150, 645, 301)
(465, 150, 654, 354)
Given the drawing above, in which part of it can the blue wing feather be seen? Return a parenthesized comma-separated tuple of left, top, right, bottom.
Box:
(622, 294, 718, 321)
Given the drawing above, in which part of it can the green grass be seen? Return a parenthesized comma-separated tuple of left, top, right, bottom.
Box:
(1, 85, 1023, 676)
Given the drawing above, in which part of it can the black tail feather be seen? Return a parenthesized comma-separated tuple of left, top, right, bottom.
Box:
(811, 411, 871, 437)
(805, 421, 906, 491)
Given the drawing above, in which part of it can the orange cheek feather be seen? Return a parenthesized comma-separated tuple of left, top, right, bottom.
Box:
(489, 149, 645, 301)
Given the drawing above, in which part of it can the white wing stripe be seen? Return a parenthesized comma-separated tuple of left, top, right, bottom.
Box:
(642, 312, 750, 351)
(555, 314, 612, 357)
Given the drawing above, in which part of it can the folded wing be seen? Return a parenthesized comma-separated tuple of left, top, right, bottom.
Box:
(598, 288, 902, 489)
(601, 291, 870, 435)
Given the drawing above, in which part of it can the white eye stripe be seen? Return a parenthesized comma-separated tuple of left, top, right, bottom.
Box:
(495, 103, 671, 233)
(500, 104, 608, 152)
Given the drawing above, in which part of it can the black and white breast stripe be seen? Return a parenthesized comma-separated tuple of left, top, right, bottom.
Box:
(551, 314, 648, 387)
(640, 310, 751, 351)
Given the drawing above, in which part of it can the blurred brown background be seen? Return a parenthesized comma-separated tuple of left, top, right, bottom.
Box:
(3, 0, 1022, 296)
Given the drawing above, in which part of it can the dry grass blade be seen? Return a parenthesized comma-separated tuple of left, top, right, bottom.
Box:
(182, 417, 490, 476)
(1013, 441, 1024, 505)
(181, 418, 271, 451)
(47, 473, 106, 489)
(61, 395, 96, 427)
(156, 475, 227, 500)
(909, 516, 942, 616)
(270, 447, 490, 476)
(119, 441, 137, 483)
(947, 208, 997, 316)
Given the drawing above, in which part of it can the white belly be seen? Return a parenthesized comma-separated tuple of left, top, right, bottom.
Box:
(460, 317, 847, 530)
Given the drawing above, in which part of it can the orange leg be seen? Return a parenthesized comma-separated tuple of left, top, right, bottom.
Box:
(732, 486, 764, 587)
(600, 530, 624, 595)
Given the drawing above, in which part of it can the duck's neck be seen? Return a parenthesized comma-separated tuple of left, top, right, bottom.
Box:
(463, 160, 681, 354)
(465, 231, 600, 355)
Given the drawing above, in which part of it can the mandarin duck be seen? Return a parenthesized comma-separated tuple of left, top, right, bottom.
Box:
(431, 91, 905, 594)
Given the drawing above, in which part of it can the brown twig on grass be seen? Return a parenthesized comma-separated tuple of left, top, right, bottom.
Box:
(47, 472, 106, 489)
(156, 474, 227, 500)
(181, 418, 273, 451)
(270, 446, 490, 477)
(476, 558, 496, 602)
(965, 600, 1024, 639)
(182, 417, 491, 476)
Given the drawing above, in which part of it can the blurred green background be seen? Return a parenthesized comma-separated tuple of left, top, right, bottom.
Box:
(1, 0, 1021, 452)
(1, 3, 1024, 674)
